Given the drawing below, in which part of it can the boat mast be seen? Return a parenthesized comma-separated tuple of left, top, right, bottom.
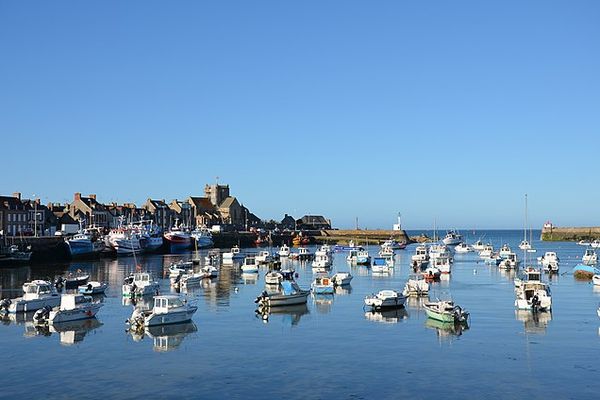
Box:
(524, 194, 528, 243)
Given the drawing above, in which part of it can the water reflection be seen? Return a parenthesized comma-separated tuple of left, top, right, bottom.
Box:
(372, 270, 394, 279)
(364, 308, 409, 324)
(241, 272, 259, 285)
(1, 312, 102, 344)
(425, 318, 469, 341)
(123, 294, 155, 311)
(312, 294, 334, 314)
(255, 304, 309, 326)
(515, 310, 552, 334)
(129, 322, 197, 352)
(334, 285, 352, 296)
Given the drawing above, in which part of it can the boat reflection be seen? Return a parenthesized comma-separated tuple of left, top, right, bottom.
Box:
(122, 294, 154, 311)
(135, 322, 198, 352)
(515, 310, 552, 334)
(405, 296, 426, 310)
(334, 285, 352, 296)
(1, 312, 102, 344)
(372, 270, 394, 279)
(425, 318, 469, 340)
(240, 272, 259, 285)
(312, 293, 334, 314)
(255, 304, 309, 326)
(364, 308, 408, 324)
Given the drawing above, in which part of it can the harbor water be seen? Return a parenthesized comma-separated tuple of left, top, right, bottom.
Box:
(0, 230, 598, 399)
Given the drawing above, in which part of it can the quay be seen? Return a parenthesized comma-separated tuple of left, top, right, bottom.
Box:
(541, 225, 600, 242)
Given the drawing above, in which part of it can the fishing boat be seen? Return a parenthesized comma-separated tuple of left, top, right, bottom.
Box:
(278, 244, 291, 258)
(514, 267, 552, 311)
(499, 244, 512, 259)
(538, 252, 560, 272)
(592, 240, 600, 249)
(371, 257, 391, 273)
(364, 290, 406, 310)
(255, 281, 310, 308)
(311, 275, 334, 294)
(498, 252, 520, 270)
(107, 228, 147, 255)
(423, 300, 469, 324)
(178, 272, 203, 289)
(0, 280, 61, 313)
(381, 238, 406, 250)
(61, 271, 90, 289)
(66, 229, 105, 258)
(312, 250, 333, 271)
(292, 247, 313, 261)
(240, 256, 259, 273)
(256, 251, 272, 264)
(122, 272, 160, 298)
(479, 244, 494, 259)
(331, 272, 353, 286)
(190, 227, 213, 248)
(442, 230, 463, 246)
(356, 250, 371, 265)
(431, 254, 451, 274)
(78, 281, 108, 295)
(379, 245, 394, 257)
(402, 274, 429, 297)
(128, 295, 197, 328)
(222, 246, 245, 264)
(163, 224, 192, 252)
(411, 245, 429, 263)
(454, 243, 472, 253)
(582, 249, 597, 266)
(472, 240, 485, 251)
(34, 294, 103, 324)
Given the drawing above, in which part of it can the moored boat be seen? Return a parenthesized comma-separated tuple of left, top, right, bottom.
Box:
(122, 272, 160, 298)
(402, 274, 429, 297)
(255, 281, 310, 308)
(34, 293, 103, 324)
(364, 290, 406, 310)
(78, 281, 108, 295)
(128, 295, 197, 328)
(331, 272, 353, 286)
(423, 300, 469, 324)
(0, 280, 60, 313)
(311, 275, 334, 294)
(514, 267, 552, 311)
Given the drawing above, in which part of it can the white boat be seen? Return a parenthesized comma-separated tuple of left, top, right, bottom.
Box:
(479, 244, 494, 259)
(311, 275, 334, 294)
(200, 265, 218, 278)
(278, 244, 291, 257)
(34, 294, 103, 324)
(223, 246, 244, 263)
(472, 240, 485, 251)
(371, 257, 391, 273)
(66, 229, 105, 258)
(519, 194, 534, 251)
(518, 240, 532, 250)
(0, 280, 60, 313)
(422, 266, 441, 280)
(356, 250, 371, 265)
(178, 272, 203, 288)
(578, 240, 591, 246)
(431, 254, 451, 274)
(107, 227, 147, 255)
(454, 243, 472, 253)
(255, 281, 310, 308)
(514, 267, 552, 311)
(592, 240, 600, 249)
(122, 272, 160, 298)
(582, 249, 598, 266)
(442, 230, 463, 246)
(78, 281, 108, 295)
(241, 256, 259, 273)
(592, 274, 600, 286)
(538, 252, 560, 270)
(429, 244, 453, 263)
(291, 247, 313, 261)
(364, 290, 406, 310)
(128, 295, 197, 327)
(256, 251, 272, 264)
(331, 272, 353, 286)
(265, 271, 284, 285)
(498, 252, 520, 270)
(312, 250, 333, 271)
(379, 245, 395, 257)
(402, 274, 429, 297)
(499, 244, 512, 259)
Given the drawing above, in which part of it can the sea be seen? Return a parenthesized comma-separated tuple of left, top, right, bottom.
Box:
(0, 230, 598, 400)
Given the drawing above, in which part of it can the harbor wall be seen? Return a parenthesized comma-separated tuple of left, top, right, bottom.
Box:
(316, 230, 412, 245)
(541, 226, 600, 242)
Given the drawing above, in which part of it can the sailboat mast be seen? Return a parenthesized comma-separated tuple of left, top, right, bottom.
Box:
(524, 194, 528, 242)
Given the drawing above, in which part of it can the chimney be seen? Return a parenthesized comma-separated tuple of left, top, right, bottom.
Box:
(74, 192, 81, 201)
(12, 192, 21, 200)
(89, 194, 97, 201)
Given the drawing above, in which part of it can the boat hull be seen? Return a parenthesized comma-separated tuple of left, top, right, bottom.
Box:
(7, 295, 61, 313)
(261, 292, 309, 307)
(49, 303, 103, 324)
(145, 307, 198, 326)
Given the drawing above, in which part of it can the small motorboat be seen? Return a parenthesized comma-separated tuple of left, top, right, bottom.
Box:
(423, 300, 469, 324)
(498, 253, 520, 270)
(222, 246, 245, 264)
(454, 243, 472, 254)
(379, 245, 394, 257)
(312, 250, 333, 270)
(519, 240, 532, 250)
(356, 250, 371, 265)
(265, 271, 284, 285)
(422, 266, 441, 280)
(514, 267, 552, 311)
(61, 271, 90, 289)
(442, 230, 463, 246)
(331, 272, 353, 286)
(593, 275, 600, 286)
(0, 280, 60, 313)
(241, 256, 259, 273)
(256, 251, 272, 264)
(128, 295, 197, 328)
(311, 275, 334, 294)
(34, 293, 103, 324)
(178, 273, 203, 289)
(499, 244, 512, 259)
(472, 240, 485, 251)
(578, 240, 591, 246)
(278, 244, 291, 258)
(364, 290, 406, 310)
(200, 265, 218, 278)
(78, 281, 108, 295)
(592, 240, 600, 249)
(122, 272, 160, 298)
(371, 257, 391, 273)
(255, 281, 310, 308)
(402, 274, 429, 297)
(582, 249, 598, 266)
(479, 244, 494, 259)
(291, 247, 313, 261)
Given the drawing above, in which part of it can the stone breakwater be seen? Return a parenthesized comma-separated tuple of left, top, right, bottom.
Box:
(541, 226, 600, 242)
(315, 230, 412, 245)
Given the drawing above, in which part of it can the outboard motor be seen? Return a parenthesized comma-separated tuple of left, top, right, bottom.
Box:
(54, 276, 64, 289)
(531, 294, 540, 312)
(33, 306, 52, 323)
(0, 298, 11, 313)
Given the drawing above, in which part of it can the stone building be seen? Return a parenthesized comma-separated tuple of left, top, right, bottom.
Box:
(168, 199, 193, 227)
(0, 193, 29, 237)
(143, 199, 172, 229)
(68, 193, 111, 228)
(296, 215, 331, 230)
(188, 196, 220, 228)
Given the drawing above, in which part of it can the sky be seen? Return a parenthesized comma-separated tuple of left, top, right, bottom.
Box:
(1, 1, 599, 229)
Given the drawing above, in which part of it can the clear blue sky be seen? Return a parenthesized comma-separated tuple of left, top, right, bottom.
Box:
(1, 1, 599, 229)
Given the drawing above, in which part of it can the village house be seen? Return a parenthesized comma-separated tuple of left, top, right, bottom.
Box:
(143, 199, 172, 229)
(0, 193, 30, 237)
(188, 196, 220, 228)
(280, 214, 296, 230)
(168, 199, 193, 227)
(68, 193, 111, 228)
(48, 203, 79, 234)
(296, 215, 331, 230)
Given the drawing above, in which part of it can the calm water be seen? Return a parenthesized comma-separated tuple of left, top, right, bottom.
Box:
(1, 230, 599, 400)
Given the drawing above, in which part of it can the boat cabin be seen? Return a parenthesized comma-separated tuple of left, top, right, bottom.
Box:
(507, 253, 517, 262)
(244, 256, 256, 266)
(153, 295, 185, 313)
(231, 246, 240, 255)
(523, 267, 541, 281)
(373, 257, 387, 267)
(415, 246, 428, 256)
(23, 281, 57, 300)
(60, 294, 92, 311)
(298, 248, 309, 255)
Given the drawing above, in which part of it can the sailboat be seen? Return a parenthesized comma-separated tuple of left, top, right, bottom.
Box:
(519, 194, 534, 251)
